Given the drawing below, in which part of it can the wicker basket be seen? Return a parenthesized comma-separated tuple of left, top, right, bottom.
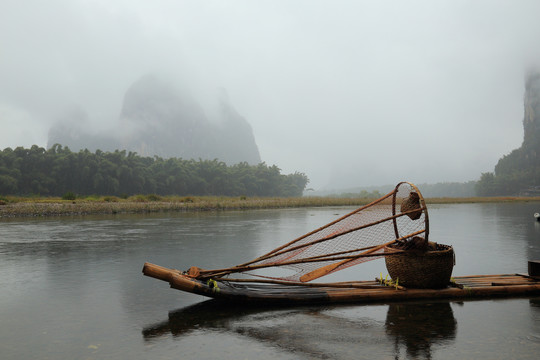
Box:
(384, 244, 455, 289)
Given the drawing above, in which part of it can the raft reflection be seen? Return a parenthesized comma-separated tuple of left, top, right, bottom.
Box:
(142, 300, 266, 339)
(143, 300, 458, 359)
(386, 302, 457, 359)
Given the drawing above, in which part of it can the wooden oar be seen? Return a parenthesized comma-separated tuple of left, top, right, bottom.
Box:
(299, 229, 425, 282)
(299, 240, 395, 282)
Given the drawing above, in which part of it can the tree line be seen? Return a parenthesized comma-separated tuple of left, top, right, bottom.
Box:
(475, 142, 540, 196)
(0, 145, 309, 197)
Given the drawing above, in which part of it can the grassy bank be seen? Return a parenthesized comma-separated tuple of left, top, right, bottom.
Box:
(1, 194, 539, 218)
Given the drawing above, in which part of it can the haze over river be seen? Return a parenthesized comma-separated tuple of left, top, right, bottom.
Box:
(1, 203, 540, 359)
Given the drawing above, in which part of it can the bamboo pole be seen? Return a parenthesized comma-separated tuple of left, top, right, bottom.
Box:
(241, 206, 426, 266)
(198, 244, 406, 277)
(201, 229, 424, 280)
(299, 228, 425, 283)
(237, 190, 396, 266)
(142, 262, 182, 282)
(216, 277, 400, 289)
(198, 244, 379, 276)
(299, 240, 397, 283)
(199, 249, 405, 279)
(491, 282, 535, 286)
(143, 263, 540, 303)
(198, 207, 424, 279)
(197, 184, 428, 281)
(454, 274, 515, 278)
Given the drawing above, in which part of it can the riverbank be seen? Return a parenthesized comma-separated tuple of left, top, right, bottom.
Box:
(1, 195, 539, 218)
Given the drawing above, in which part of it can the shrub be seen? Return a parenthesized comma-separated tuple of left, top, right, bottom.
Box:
(62, 192, 76, 201)
(130, 194, 147, 202)
(146, 194, 162, 201)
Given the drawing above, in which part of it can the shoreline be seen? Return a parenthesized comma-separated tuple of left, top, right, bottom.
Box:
(1, 196, 540, 219)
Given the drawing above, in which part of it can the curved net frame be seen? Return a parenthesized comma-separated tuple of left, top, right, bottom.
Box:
(198, 182, 429, 283)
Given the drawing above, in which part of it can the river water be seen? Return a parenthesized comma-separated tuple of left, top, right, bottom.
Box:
(1, 203, 540, 359)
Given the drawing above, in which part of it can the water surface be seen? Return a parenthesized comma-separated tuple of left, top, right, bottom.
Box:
(1, 203, 540, 359)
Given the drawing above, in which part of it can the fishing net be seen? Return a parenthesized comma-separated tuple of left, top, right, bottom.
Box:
(197, 182, 429, 282)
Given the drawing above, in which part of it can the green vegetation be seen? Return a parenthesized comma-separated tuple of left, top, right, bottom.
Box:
(1, 194, 538, 218)
(0, 145, 309, 198)
(62, 191, 76, 200)
(0, 195, 376, 218)
(476, 154, 540, 196)
(476, 71, 540, 196)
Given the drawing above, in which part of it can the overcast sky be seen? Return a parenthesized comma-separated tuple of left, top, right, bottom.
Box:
(2, 0, 540, 189)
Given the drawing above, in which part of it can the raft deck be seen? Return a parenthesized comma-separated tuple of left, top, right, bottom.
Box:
(143, 262, 540, 305)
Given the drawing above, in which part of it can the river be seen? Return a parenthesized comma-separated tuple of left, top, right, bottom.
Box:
(1, 203, 540, 359)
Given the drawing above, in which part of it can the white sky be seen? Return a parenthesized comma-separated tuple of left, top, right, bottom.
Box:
(2, 0, 540, 189)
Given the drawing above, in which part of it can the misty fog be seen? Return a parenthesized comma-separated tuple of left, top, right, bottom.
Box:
(2, 0, 540, 190)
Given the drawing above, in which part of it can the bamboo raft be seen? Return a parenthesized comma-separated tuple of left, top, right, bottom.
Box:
(142, 183, 540, 305)
(142, 262, 540, 305)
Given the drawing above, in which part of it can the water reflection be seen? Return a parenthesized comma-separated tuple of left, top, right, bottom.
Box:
(494, 203, 540, 263)
(427, 202, 540, 275)
(528, 298, 540, 344)
(143, 300, 458, 359)
(142, 300, 260, 338)
(385, 302, 456, 359)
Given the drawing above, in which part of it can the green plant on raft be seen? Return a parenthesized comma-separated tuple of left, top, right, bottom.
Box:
(377, 273, 401, 290)
(206, 279, 220, 293)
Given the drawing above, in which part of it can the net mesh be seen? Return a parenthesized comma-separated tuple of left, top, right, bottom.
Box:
(200, 182, 429, 282)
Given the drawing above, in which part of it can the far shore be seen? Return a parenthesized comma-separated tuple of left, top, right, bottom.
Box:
(1, 195, 540, 219)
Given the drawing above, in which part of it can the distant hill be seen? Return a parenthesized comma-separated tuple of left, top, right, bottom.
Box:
(476, 70, 540, 196)
(48, 74, 261, 165)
